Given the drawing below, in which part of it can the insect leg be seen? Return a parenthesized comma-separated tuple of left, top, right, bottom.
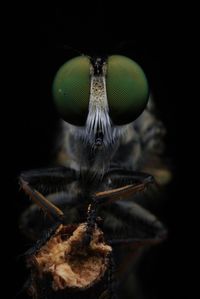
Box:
(20, 191, 77, 240)
(19, 176, 68, 255)
(103, 169, 155, 188)
(25, 222, 62, 256)
(20, 166, 78, 194)
(19, 177, 65, 223)
(104, 201, 166, 293)
(82, 197, 99, 245)
(109, 200, 167, 241)
(95, 171, 154, 205)
(84, 172, 154, 245)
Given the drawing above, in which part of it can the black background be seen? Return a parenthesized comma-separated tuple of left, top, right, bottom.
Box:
(3, 3, 195, 299)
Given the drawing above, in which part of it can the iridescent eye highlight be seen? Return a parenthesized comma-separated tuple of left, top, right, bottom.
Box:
(52, 56, 90, 126)
(106, 55, 149, 125)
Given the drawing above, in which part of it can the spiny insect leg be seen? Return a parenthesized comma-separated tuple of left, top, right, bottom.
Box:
(20, 166, 78, 194)
(19, 177, 65, 223)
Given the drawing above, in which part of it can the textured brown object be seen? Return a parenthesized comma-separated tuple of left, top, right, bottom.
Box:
(28, 223, 112, 296)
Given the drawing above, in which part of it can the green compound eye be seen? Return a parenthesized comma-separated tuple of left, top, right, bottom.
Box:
(52, 56, 90, 126)
(106, 55, 149, 125)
